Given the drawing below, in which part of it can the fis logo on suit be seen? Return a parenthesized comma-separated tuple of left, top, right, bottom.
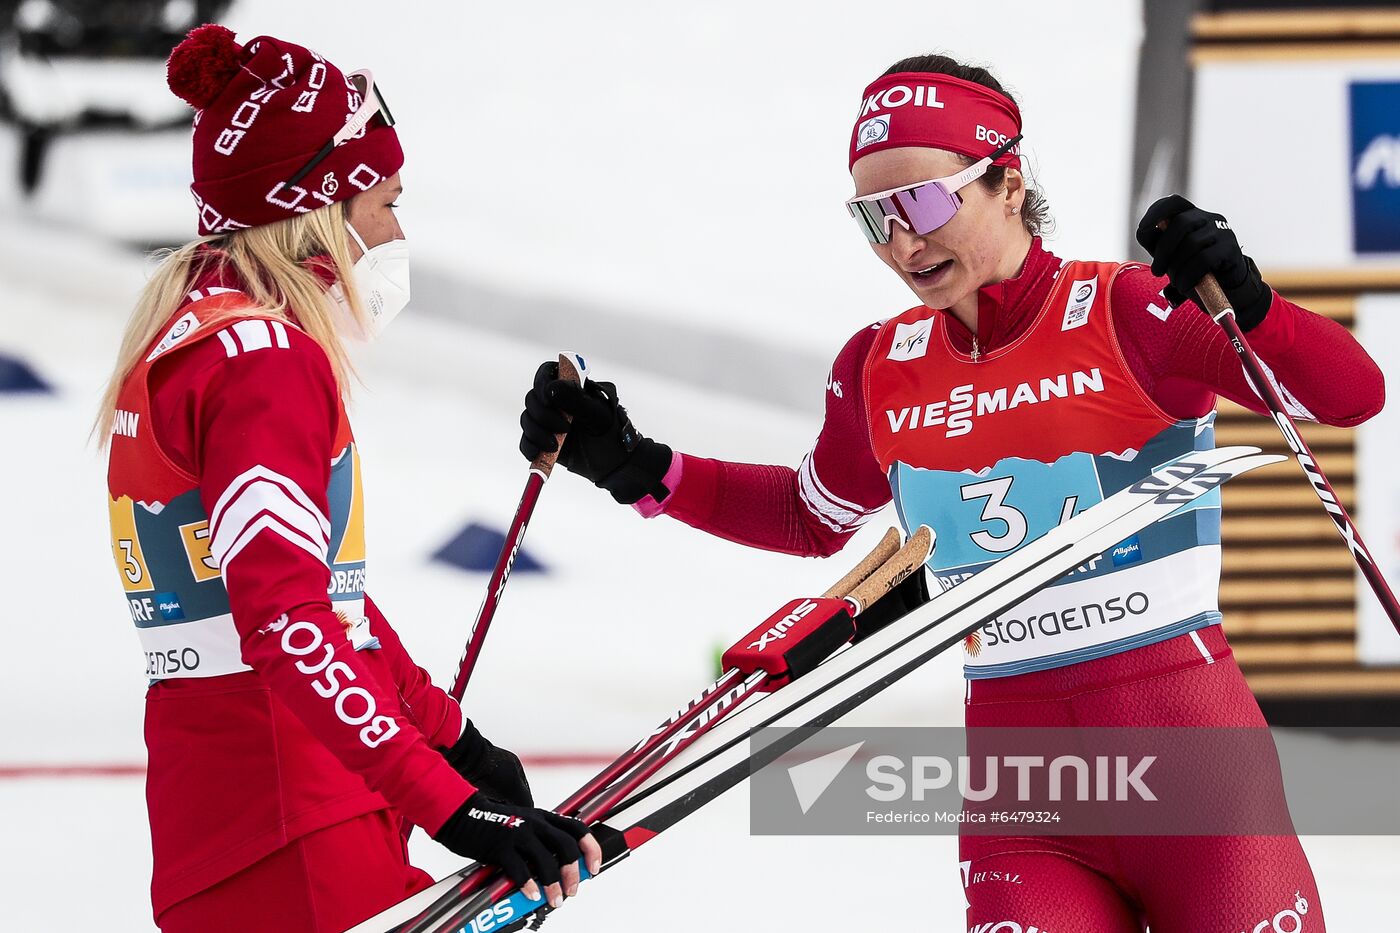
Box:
(1349, 81, 1400, 253)
(1111, 536, 1143, 566)
(887, 320, 932, 361)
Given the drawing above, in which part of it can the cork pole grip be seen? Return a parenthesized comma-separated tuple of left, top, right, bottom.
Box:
(845, 525, 934, 615)
(822, 527, 901, 599)
(1154, 218, 1233, 321)
(530, 353, 583, 477)
(1192, 275, 1232, 320)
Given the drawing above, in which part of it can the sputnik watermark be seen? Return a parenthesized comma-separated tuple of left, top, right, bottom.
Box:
(750, 726, 1400, 836)
(865, 754, 1156, 802)
(788, 748, 1155, 829)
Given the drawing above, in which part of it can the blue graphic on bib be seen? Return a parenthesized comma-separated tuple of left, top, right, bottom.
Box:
(154, 592, 186, 621)
(889, 419, 1219, 588)
(893, 451, 1104, 574)
(1111, 535, 1143, 566)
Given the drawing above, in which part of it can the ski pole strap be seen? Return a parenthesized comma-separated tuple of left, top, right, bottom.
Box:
(721, 597, 855, 687)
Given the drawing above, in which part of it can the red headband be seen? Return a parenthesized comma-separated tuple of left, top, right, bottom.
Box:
(848, 72, 1022, 171)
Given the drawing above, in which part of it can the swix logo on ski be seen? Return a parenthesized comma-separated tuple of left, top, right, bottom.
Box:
(1238, 891, 1310, 933)
(858, 83, 946, 118)
(884, 368, 1105, 439)
(749, 599, 819, 651)
(276, 619, 401, 749)
(468, 806, 525, 829)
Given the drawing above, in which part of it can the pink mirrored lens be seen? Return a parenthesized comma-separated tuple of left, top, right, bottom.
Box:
(849, 180, 963, 243)
(892, 182, 961, 236)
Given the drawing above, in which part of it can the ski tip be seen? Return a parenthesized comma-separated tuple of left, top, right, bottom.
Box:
(558, 350, 590, 385)
(1208, 444, 1263, 460)
(1229, 453, 1287, 473)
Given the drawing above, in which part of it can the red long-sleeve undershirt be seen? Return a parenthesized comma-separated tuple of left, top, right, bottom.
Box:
(650, 239, 1385, 557)
(148, 301, 471, 836)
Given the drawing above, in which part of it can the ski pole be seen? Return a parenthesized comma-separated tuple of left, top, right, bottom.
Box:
(567, 529, 928, 826)
(1188, 272, 1400, 635)
(400, 527, 928, 933)
(361, 449, 1281, 933)
(564, 527, 906, 823)
(450, 351, 588, 702)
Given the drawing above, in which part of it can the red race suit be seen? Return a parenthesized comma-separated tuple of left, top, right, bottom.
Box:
(106, 267, 473, 930)
(637, 238, 1382, 931)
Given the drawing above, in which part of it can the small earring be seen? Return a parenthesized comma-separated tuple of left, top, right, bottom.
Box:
(1011, 206, 1021, 215)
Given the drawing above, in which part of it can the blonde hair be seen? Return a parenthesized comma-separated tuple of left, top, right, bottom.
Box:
(96, 202, 365, 445)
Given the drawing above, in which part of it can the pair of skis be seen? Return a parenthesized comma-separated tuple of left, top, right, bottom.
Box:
(355, 444, 1283, 933)
(372, 526, 931, 933)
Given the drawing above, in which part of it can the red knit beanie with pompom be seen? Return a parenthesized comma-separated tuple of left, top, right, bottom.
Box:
(167, 24, 402, 235)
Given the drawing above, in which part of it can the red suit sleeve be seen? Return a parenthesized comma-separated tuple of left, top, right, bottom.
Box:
(157, 322, 474, 835)
(363, 593, 463, 749)
(650, 324, 893, 556)
(1110, 266, 1385, 426)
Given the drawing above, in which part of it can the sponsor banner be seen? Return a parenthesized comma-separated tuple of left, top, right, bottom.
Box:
(136, 612, 253, 680)
(1356, 295, 1400, 664)
(962, 546, 1222, 677)
(1350, 80, 1400, 254)
(750, 726, 1400, 836)
(882, 367, 1107, 440)
(1192, 57, 1400, 267)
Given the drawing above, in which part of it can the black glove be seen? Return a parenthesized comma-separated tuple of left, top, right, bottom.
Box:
(443, 719, 533, 807)
(1134, 194, 1273, 331)
(432, 792, 587, 893)
(520, 361, 673, 506)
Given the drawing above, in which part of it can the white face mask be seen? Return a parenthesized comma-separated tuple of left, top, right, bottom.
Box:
(334, 221, 411, 340)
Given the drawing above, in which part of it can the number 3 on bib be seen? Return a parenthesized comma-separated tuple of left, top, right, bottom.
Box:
(960, 475, 1078, 554)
